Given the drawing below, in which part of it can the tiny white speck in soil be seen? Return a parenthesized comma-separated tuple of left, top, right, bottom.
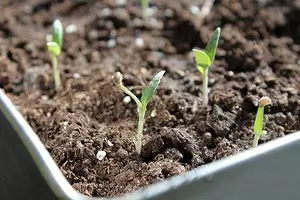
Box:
(164, 8, 174, 17)
(123, 96, 131, 104)
(189, 5, 200, 15)
(45, 34, 52, 42)
(106, 139, 113, 147)
(101, 8, 112, 17)
(135, 37, 145, 48)
(115, 0, 126, 6)
(65, 24, 77, 34)
(107, 39, 116, 48)
(41, 95, 49, 101)
(96, 151, 106, 161)
(73, 73, 81, 79)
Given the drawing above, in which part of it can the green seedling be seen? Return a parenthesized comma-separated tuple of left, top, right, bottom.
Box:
(47, 19, 63, 92)
(193, 27, 221, 106)
(140, 0, 150, 19)
(253, 96, 272, 147)
(113, 70, 165, 155)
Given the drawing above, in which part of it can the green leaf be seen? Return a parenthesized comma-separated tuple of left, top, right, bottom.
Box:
(141, 70, 165, 106)
(47, 42, 61, 57)
(52, 19, 63, 48)
(204, 27, 221, 64)
(193, 49, 211, 74)
(254, 106, 264, 135)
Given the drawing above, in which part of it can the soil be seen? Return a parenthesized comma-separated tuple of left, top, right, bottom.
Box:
(1, 0, 300, 197)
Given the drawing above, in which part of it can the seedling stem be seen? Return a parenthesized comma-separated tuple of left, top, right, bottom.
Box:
(47, 19, 63, 92)
(193, 27, 221, 106)
(51, 55, 61, 92)
(137, 105, 146, 154)
(113, 71, 165, 155)
(202, 68, 209, 105)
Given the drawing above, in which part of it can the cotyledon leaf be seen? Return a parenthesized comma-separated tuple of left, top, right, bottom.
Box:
(193, 49, 211, 74)
(254, 106, 264, 135)
(47, 42, 61, 57)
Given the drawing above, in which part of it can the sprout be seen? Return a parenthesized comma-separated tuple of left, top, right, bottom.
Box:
(193, 27, 221, 106)
(113, 71, 165, 155)
(140, 0, 150, 19)
(253, 96, 272, 147)
(47, 19, 63, 92)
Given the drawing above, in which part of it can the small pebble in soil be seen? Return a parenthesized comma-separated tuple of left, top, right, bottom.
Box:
(150, 109, 157, 117)
(100, 8, 112, 17)
(135, 37, 145, 48)
(209, 78, 216, 85)
(140, 67, 148, 74)
(88, 30, 98, 41)
(146, 7, 158, 17)
(23, 5, 32, 14)
(65, 24, 77, 34)
(132, 18, 143, 27)
(96, 150, 106, 161)
(41, 95, 48, 101)
(147, 18, 164, 29)
(73, 73, 81, 79)
(123, 96, 131, 104)
(203, 132, 212, 140)
(105, 21, 114, 30)
(228, 71, 234, 76)
(45, 34, 52, 42)
(110, 30, 117, 38)
(114, 170, 135, 185)
(62, 121, 68, 131)
(46, 112, 51, 118)
(115, 0, 127, 6)
(116, 149, 128, 159)
(163, 148, 183, 161)
(189, 5, 200, 15)
(113, 8, 130, 22)
(107, 39, 117, 48)
(173, 68, 185, 77)
(164, 8, 174, 18)
(105, 139, 113, 147)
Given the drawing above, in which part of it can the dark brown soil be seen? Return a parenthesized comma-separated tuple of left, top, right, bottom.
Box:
(1, 0, 300, 197)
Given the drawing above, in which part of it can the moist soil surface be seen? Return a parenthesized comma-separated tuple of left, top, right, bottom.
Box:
(1, 0, 300, 197)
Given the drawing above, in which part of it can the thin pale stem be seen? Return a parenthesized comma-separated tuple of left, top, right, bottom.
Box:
(253, 134, 260, 148)
(136, 105, 146, 155)
(52, 55, 61, 92)
(202, 68, 209, 106)
(118, 84, 142, 107)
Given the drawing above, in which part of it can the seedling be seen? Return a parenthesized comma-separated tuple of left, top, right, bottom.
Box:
(253, 96, 272, 147)
(140, 0, 150, 19)
(193, 27, 221, 106)
(47, 19, 63, 92)
(113, 71, 165, 155)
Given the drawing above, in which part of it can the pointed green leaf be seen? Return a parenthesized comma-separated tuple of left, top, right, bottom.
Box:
(254, 106, 264, 135)
(52, 19, 63, 48)
(193, 49, 211, 74)
(204, 27, 221, 63)
(47, 42, 61, 57)
(141, 70, 165, 106)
